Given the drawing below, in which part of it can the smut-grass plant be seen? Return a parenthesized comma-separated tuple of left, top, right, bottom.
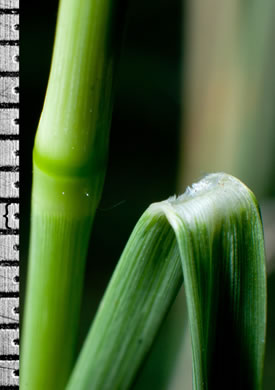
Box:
(21, 1, 267, 389)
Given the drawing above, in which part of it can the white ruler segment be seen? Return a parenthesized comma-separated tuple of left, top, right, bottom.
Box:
(0, 1, 19, 9)
(0, 0, 19, 387)
(0, 15, 19, 41)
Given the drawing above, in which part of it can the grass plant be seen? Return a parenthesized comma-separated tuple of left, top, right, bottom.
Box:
(21, 1, 267, 389)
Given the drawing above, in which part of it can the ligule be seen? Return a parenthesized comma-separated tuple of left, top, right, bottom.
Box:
(67, 173, 266, 390)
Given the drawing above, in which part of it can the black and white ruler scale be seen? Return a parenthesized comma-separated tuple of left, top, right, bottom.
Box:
(0, 0, 19, 388)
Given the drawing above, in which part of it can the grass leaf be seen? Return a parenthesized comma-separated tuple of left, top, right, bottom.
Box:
(67, 173, 266, 389)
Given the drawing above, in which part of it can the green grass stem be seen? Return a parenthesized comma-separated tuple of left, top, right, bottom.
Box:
(21, 0, 126, 388)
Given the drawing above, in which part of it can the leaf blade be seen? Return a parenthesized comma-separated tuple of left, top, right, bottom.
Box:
(67, 173, 266, 390)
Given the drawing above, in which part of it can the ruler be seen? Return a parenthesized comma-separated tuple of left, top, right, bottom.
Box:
(0, 0, 19, 388)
